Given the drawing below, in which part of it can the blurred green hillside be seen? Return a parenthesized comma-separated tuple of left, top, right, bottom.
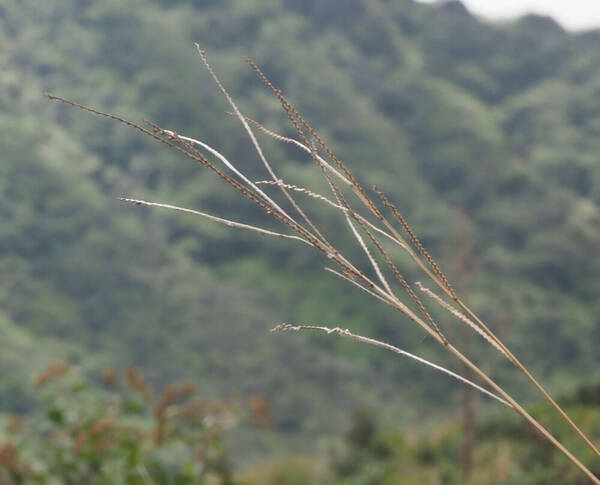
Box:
(4, 366, 600, 484)
(2, 0, 600, 459)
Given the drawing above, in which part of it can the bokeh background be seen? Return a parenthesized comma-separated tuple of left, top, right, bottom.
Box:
(2, 0, 600, 483)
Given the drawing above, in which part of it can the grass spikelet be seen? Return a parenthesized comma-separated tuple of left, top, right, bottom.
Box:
(44, 51, 600, 483)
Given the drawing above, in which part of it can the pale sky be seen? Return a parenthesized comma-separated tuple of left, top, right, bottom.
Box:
(418, 0, 600, 30)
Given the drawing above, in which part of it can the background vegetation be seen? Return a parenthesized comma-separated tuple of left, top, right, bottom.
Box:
(2, 0, 600, 482)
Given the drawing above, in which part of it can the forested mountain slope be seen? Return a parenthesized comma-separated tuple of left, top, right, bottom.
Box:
(2, 0, 600, 450)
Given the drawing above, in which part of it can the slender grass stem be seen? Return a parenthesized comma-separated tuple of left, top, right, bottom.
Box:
(44, 50, 600, 482)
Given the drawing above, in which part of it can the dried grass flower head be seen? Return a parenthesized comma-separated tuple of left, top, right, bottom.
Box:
(45, 48, 600, 483)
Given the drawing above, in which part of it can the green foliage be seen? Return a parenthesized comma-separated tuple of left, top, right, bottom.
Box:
(250, 382, 600, 484)
(1, 365, 245, 484)
(2, 0, 600, 459)
(5, 370, 600, 484)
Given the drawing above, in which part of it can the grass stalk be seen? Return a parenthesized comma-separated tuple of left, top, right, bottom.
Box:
(44, 48, 600, 482)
